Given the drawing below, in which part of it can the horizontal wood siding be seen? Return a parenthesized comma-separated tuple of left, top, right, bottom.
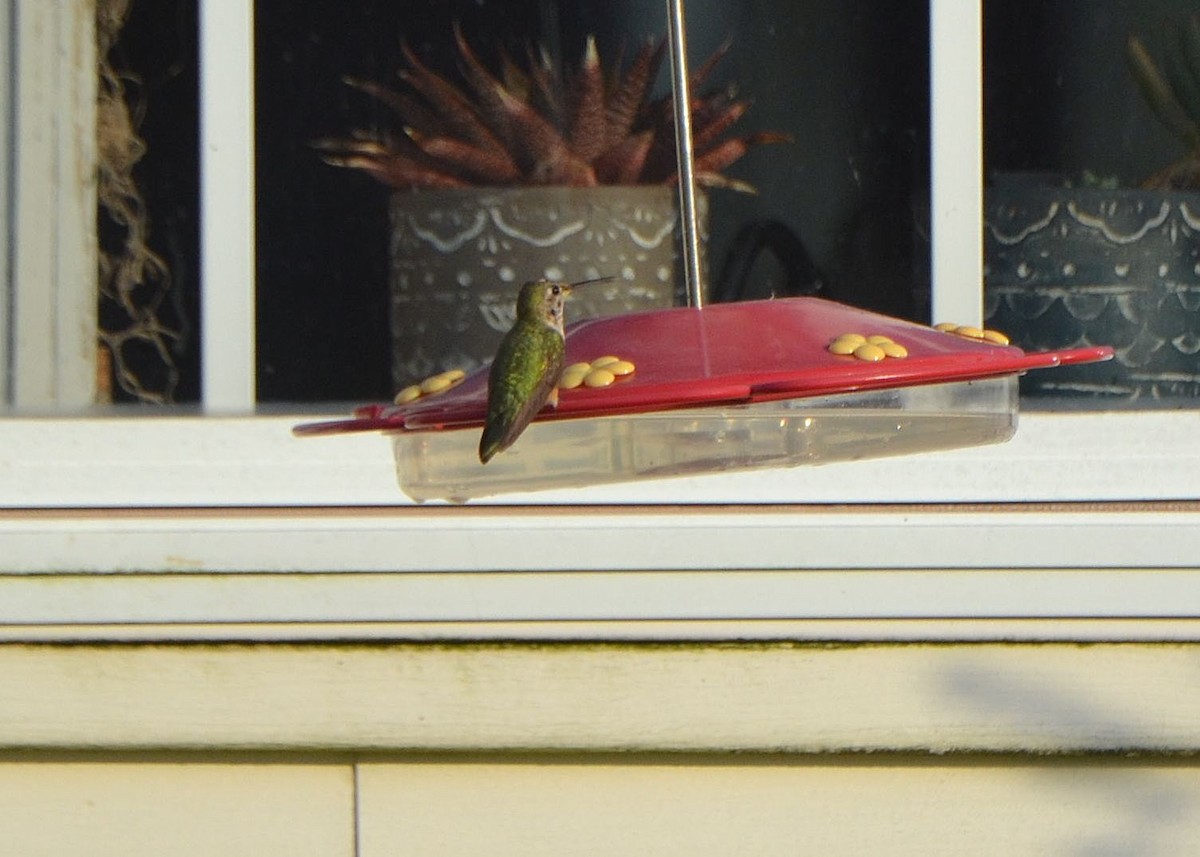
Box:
(359, 758, 1200, 856)
(0, 640, 1197, 854)
(0, 761, 353, 857)
(0, 641, 1196, 753)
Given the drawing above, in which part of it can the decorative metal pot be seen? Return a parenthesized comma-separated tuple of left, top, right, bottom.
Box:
(388, 186, 706, 388)
(985, 186, 1200, 402)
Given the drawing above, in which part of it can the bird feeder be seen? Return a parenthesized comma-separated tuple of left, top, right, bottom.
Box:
(296, 296, 1112, 501)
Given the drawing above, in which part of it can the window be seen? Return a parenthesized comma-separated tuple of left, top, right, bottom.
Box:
(0, 1, 1195, 639)
(984, 0, 1200, 404)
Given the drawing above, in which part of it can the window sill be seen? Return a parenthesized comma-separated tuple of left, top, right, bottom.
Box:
(0, 410, 1196, 637)
(0, 409, 1196, 507)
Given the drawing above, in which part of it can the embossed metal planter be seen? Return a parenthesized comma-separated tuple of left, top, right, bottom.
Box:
(985, 187, 1200, 402)
(387, 186, 705, 389)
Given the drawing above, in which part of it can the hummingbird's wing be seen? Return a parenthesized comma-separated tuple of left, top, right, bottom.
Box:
(479, 329, 565, 463)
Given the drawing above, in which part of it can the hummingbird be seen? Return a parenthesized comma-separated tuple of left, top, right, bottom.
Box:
(479, 278, 599, 464)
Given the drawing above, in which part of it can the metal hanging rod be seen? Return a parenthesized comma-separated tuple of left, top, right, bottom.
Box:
(666, 0, 705, 309)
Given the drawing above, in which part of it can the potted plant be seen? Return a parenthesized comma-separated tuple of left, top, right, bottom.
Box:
(984, 16, 1200, 403)
(317, 26, 785, 389)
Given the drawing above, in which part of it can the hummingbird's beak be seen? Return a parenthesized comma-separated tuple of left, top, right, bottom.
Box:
(569, 276, 616, 290)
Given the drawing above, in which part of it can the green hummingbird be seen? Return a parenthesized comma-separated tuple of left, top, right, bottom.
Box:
(478, 279, 575, 464)
(479, 276, 615, 463)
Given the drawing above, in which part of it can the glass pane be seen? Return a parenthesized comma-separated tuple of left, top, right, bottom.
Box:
(984, 0, 1200, 406)
(690, 2, 930, 317)
(254, 0, 931, 403)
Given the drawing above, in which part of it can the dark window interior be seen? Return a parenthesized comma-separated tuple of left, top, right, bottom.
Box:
(107, 1, 930, 403)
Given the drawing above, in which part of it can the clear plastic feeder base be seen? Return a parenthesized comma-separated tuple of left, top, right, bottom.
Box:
(390, 376, 1017, 502)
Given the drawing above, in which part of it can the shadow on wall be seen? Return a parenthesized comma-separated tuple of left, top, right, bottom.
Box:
(939, 653, 1198, 855)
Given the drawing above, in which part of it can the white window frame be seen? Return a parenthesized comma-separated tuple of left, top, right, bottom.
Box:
(1, 0, 97, 408)
(0, 1, 1197, 641)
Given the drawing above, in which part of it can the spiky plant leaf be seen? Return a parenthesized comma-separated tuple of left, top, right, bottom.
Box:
(568, 37, 607, 162)
(604, 39, 666, 145)
(322, 28, 785, 191)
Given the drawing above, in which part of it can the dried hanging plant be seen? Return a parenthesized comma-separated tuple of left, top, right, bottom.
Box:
(96, 0, 182, 403)
(315, 26, 788, 192)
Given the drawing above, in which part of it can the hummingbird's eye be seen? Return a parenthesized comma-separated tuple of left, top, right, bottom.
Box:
(550, 285, 561, 296)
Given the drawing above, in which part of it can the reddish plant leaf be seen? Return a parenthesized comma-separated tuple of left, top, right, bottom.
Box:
(398, 42, 502, 153)
(691, 99, 748, 153)
(525, 44, 566, 130)
(593, 130, 654, 185)
(567, 36, 607, 162)
(341, 76, 444, 139)
(410, 131, 522, 184)
(452, 24, 522, 153)
(319, 149, 467, 190)
(693, 131, 791, 173)
(493, 84, 574, 177)
(606, 38, 666, 145)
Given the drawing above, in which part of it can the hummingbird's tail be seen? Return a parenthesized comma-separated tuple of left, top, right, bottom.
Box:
(478, 423, 505, 464)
